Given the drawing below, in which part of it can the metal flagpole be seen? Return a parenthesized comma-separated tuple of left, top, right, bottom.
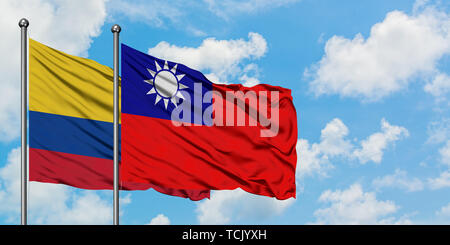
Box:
(111, 24, 121, 226)
(19, 18, 29, 226)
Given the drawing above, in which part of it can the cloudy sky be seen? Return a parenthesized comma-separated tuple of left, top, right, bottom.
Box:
(0, 0, 450, 225)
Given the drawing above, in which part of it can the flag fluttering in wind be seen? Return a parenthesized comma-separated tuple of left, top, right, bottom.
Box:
(28, 39, 209, 201)
(121, 44, 297, 200)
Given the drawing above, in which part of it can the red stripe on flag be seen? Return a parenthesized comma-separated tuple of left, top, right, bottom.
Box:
(29, 148, 209, 200)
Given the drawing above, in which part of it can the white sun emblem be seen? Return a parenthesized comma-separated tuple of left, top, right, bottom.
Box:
(144, 60, 188, 109)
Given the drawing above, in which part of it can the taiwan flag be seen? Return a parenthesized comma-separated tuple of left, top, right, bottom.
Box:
(121, 44, 298, 200)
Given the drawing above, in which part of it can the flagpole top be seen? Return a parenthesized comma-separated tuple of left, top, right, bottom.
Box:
(18, 18, 29, 28)
(111, 24, 121, 33)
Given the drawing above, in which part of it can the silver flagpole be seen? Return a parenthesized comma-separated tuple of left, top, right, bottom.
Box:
(19, 18, 29, 226)
(111, 24, 121, 226)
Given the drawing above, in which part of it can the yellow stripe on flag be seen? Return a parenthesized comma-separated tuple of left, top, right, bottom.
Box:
(29, 38, 120, 123)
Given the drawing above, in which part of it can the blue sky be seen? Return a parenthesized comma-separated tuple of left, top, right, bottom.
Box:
(0, 0, 450, 225)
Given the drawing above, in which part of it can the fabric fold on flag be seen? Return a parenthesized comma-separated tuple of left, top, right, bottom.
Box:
(121, 44, 297, 200)
(29, 38, 209, 201)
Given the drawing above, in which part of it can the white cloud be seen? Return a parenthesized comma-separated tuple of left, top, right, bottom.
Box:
(296, 139, 333, 178)
(312, 184, 411, 224)
(413, 0, 431, 13)
(196, 189, 294, 225)
(297, 118, 408, 178)
(0, 147, 124, 224)
(426, 122, 450, 189)
(376, 214, 415, 225)
(240, 74, 261, 87)
(148, 32, 267, 84)
(426, 141, 450, 190)
(47, 191, 112, 225)
(0, 0, 108, 142)
(438, 140, 450, 166)
(372, 169, 424, 192)
(239, 63, 262, 87)
(436, 203, 450, 217)
(148, 214, 171, 225)
(305, 6, 450, 101)
(428, 170, 450, 189)
(8, 0, 107, 57)
(0, 148, 23, 219)
(203, 0, 300, 20)
(318, 118, 353, 156)
(296, 118, 351, 178)
(424, 72, 450, 99)
(352, 119, 409, 164)
(427, 118, 450, 144)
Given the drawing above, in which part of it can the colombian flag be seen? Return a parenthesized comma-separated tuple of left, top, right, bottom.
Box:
(28, 39, 209, 200)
